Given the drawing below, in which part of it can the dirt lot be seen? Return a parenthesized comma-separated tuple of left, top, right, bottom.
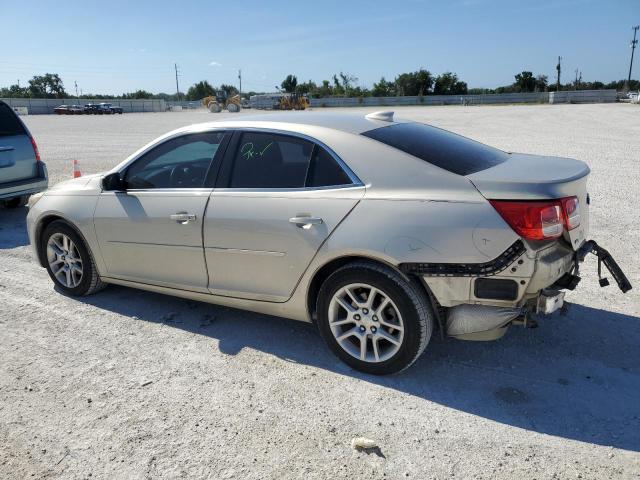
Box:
(1, 104, 639, 479)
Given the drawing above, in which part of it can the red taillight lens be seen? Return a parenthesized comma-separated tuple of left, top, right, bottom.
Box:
(561, 196, 580, 230)
(490, 196, 580, 240)
(30, 136, 41, 162)
(490, 200, 564, 240)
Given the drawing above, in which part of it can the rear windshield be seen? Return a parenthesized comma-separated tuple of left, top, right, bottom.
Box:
(0, 102, 27, 137)
(361, 122, 508, 176)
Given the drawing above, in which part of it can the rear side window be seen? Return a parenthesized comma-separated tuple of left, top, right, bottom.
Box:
(307, 147, 352, 187)
(0, 103, 27, 137)
(362, 122, 508, 176)
(228, 132, 353, 188)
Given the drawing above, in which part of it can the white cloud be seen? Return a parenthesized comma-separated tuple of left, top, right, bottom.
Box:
(209, 61, 222, 67)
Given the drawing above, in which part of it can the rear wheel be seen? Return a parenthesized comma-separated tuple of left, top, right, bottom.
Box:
(42, 221, 105, 296)
(2, 195, 29, 208)
(317, 262, 433, 375)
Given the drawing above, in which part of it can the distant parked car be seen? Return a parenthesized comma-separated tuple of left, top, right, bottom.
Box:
(68, 105, 85, 115)
(0, 100, 48, 208)
(54, 105, 70, 115)
(83, 104, 102, 115)
(99, 103, 123, 114)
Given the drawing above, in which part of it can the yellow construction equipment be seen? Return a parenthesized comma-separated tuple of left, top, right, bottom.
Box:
(278, 93, 308, 110)
(203, 91, 241, 113)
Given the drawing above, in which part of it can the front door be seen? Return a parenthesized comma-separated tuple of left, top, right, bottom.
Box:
(204, 130, 364, 302)
(94, 131, 226, 291)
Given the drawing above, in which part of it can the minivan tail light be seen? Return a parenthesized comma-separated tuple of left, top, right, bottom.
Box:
(490, 200, 564, 240)
(30, 136, 41, 162)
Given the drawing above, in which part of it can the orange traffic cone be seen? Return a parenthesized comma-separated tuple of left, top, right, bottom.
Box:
(73, 159, 82, 178)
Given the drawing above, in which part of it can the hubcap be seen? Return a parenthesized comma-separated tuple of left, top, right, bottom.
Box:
(328, 283, 404, 363)
(46, 233, 83, 288)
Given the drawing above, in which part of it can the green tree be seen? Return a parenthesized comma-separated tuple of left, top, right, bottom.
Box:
(122, 90, 153, 99)
(219, 84, 239, 97)
(395, 69, 433, 96)
(281, 74, 298, 93)
(186, 80, 215, 100)
(434, 72, 468, 95)
(0, 84, 29, 98)
(295, 80, 317, 95)
(28, 73, 67, 98)
(513, 71, 536, 92)
(535, 75, 548, 92)
(371, 77, 395, 97)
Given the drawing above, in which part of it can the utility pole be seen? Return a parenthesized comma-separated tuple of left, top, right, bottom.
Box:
(574, 69, 579, 90)
(556, 56, 562, 91)
(628, 25, 639, 89)
(75, 81, 79, 100)
(174, 63, 181, 101)
(238, 69, 242, 98)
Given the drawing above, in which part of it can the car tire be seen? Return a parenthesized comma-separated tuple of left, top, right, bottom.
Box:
(317, 261, 434, 375)
(41, 220, 106, 296)
(2, 195, 29, 208)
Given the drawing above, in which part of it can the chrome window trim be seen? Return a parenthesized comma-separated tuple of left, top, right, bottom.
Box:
(111, 126, 363, 192)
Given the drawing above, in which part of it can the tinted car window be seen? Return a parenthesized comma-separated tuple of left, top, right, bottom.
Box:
(307, 146, 352, 187)
(362, 122, 508, 176)
(230, 132, 313, 188)
(0, 102, 27, 137)
(125, 132, 224, 189)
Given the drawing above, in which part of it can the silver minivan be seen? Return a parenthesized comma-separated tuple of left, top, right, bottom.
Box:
(0, 101, 48, 207)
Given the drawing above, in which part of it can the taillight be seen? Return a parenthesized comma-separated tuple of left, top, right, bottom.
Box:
(30, 136, 41, 162)
(490, 196, 580, 240)
(561, 196, 580, 230)
(490, 200, 564, 240)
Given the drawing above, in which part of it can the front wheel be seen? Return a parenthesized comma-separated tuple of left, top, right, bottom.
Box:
(42, 221, 105, 296)
(317, 262, 434, 375)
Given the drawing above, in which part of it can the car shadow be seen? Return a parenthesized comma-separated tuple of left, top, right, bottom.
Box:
(0, 206, 29, 248)
(77, 285, 640, 452)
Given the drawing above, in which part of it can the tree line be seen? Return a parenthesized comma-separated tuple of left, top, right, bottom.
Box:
(2, 71, 639, 100)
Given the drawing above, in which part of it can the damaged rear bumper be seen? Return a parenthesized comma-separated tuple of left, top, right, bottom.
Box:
(401, 238, 632, 340)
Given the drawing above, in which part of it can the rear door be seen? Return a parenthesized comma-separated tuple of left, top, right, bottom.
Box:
(0, 102, 37, 183)
(204, 130, 364, 302)
(94, 131, 228, 291)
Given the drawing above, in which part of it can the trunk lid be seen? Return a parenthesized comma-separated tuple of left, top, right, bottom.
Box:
(467, 153, 591, 250)
(466, 152, 590, 200)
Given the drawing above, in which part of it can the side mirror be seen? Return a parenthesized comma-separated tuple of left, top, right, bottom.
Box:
(102, 172, 125, 191)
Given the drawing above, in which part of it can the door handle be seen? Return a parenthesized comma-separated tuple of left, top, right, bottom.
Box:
(0, 146, 15, 152)
(289, 216, 323, 229)
(170, 212, 196, 224)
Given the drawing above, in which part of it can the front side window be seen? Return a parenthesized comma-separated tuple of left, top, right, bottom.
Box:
(125, 132, 225, 189)
(228, 131, 353, 188)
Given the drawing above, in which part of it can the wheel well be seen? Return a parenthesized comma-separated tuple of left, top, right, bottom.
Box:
(306, 256, 433, 322)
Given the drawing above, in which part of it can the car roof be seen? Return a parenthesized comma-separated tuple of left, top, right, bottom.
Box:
(187, 111, 409, 135)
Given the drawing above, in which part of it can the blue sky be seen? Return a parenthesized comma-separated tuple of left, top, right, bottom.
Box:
(1, 0, 638, 95)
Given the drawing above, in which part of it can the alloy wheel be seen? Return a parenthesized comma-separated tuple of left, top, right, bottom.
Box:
(328, 283, 404, 363)
(46, 233, 83, 288)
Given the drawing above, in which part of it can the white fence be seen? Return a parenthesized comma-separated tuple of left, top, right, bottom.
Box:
(309, 90, 618, 108)
(549, 90, 617, 104)
(0, 97, 166, 114)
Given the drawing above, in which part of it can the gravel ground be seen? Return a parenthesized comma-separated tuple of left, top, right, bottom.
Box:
(1, 104, 639, 479)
